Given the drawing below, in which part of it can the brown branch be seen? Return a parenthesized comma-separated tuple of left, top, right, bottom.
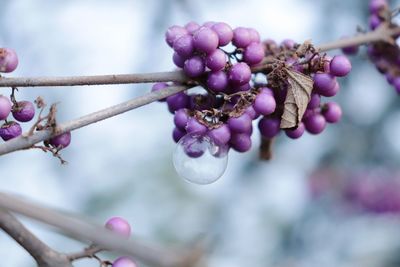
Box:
(0, 70, 188, 87)
(0, 209, 72, 267)
(0, 192, 204, 267)
(67, 245, 102, 261)
(0, 85, 189, 156)
(317, 24, 400, 52)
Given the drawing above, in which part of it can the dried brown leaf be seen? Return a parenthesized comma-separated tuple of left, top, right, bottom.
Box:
(280, 69, 313, 129)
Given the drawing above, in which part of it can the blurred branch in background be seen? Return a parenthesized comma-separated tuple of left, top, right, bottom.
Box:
(0, 192, 205, 267)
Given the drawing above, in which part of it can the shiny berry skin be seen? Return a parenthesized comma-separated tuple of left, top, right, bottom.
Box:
(230, 133, 252, 152)
(105, 217, 131, 237)
(0, 95, 12, 120)
(12, 101, 35, 122)
(208, 124, 231, 145)
(322, 102, 342, 123)
(112, 256, 137, 267)
(193, 27, 219, 54)
(183, 56, 205, 78)
(228, 63, 251, 86)
(329, 55, 352, 77)
(0, 121, 22, 141)
(0, 48, 18, 73)
(285, 123, 305, 139)
(211, 22, 233, 46)
(258, 117, 281, 138)
(49, 132, 71, 149)
(165, 26, 188, 47)
(304, 113, 326, 134)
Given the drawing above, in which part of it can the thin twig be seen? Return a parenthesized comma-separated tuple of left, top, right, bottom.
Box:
(0, 192, 204, 267)
(0, 85, 189, 156)
(0, 70, 188, 87)
(0, 209, 72, 267)
(67, 244, 103, 261)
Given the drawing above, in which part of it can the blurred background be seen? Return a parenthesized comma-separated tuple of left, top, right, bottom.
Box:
(1, 0, 400, 266)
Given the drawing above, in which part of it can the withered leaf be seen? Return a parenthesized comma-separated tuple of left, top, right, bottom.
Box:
(280, 68, 313, 129)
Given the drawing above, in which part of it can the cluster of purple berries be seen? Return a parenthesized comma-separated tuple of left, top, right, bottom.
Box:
(0, 48, 71, 149)
(104, 217, 137, 267)
(260, 40, 350, 139)
(366, 0, 400, 93)
(153, 22, 352, 157)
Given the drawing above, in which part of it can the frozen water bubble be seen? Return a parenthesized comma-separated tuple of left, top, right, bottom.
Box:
(173, 133, 228, 185)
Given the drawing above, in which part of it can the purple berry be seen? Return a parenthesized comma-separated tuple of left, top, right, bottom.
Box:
(185, 21, 200, 34)
(183, 56, 205, 77)
(313, 73, 337, 94)
(174, 109, 189, 130)
(247, 28, 261, 43)
(151, 83, 169, 102)
(0, 48, 18, 73)
(207, 71, 228, 92)
(193, 27, 219, 54)
(253, 92, 276, 116)
(165, 26, 188, 47)
(167, 92, 189, 113)
(281, 39, 296, 50)
(369, 0, 388, 14)
(230, 133, 252, 152)
(0, 121, 22, 141)
(183, 136, 205, 158)
(202, 21, 216, 28)
(12, 101, 35, 122)
(173, 34, 194, 58)
(232, 27, 251, 48)
(172, 52, 185, 68)
(243, 42, 265, 66)
(330, 55, 352, 77)
(112, 256, 137, 267)
(227, 113, 252, 133)
(307, 93, 321, 109)
(322, 102, 342, 123)
(205, 49, 227, 71)
(244, 105, 260, 120)
(393, 77, 400, 94)
(228, 62, 251, 86)
(321, 81, 340, 97)
(208, 124, 231, 145)
(0, 95, 12, 120)
(285, 123, 305, 139)
(49, 132, 71, 148)
(186, 117, 207, 134)
(304, 113, 326, 134)
(173, 127, 186, 143)
(369, 15, 381, 30)
(258, 117, 281, 138)
(105, 217, 131, 237)
(211, 22, 233, 46)
(259, 87, 274, 96)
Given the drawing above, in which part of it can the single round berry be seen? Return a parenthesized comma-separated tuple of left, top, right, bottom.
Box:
(165, 26, 188, 47)
(173, 127, 186, 143)
(369, 0, 388, 14)
(193, 27, 219, 54)
(330, 55, 352, 77)
(322, 102, 342, 123)
(243, 42, 265, 66)
(304, 113, 326, 134)
(186, 117, 207, 135)
(0, 121, 22, 141)
(105, 217, 131, 237)
(49, 132, 71, 148)
(228, 62, 251, 86)
(321, 81, 340, 97)
(307, 93, 321, 109)
(112, 256, 137, 267)
(173, 34, 194, 58)
(227, 113, 252, 133)
(232, 27, 251, 48)
(207, 71, 228, 92)
(0, 48, 18, 73)
(172, 52, 185, 68)
(285, 123, 305, 139)
(167, 92, 189, 113)
(230, 133, 252, 153)
(184, 21, 200, 34)
(313, 73, 336, 94)
(206, 49, 227, 71)
(183, 56, 205, 78)
(253, 92, 276, 116)
(281, 39, 296, 50)
(174, 109, 189, 130)
(247, 28, 260, 43)
(12, 101, 35, 122)
(258, 117, 281, 138)
(211, 22, 233, 46)
(0, 95, 12, 120)
(244, 105, 260, 120)
(208, 124, 231, 145)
